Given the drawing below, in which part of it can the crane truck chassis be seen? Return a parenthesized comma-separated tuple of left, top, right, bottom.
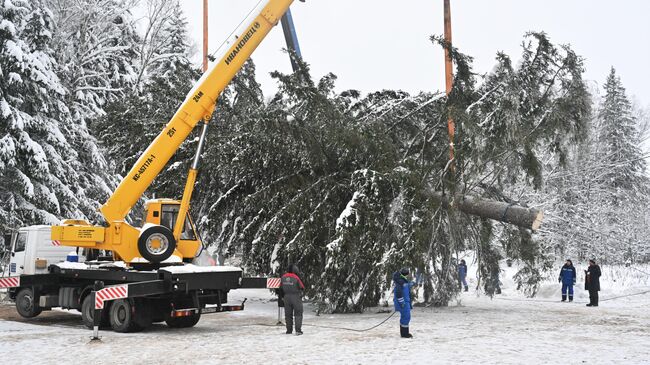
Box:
(1, 226, 276, 332)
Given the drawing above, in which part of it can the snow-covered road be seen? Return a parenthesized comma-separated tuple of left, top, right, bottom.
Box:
(1, 286, 648, 365)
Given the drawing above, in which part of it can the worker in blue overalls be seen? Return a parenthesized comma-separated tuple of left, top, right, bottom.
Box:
(393, 268, 415, 338)
(558, 259, 577, 302)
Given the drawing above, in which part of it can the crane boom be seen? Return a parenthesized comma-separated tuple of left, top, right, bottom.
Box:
(101, 0, 296, 223)
(52, 0, 299, 264)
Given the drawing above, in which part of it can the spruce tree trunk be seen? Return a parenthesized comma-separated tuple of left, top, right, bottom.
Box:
(431, 192, 543, 230)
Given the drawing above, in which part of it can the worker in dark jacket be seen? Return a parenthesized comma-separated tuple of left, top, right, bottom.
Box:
(458, 259, 468, 292)
(558, 259, 577, 302)
(393, 268, 415, 338)
(281, 263, 305, 335)
(585, 259, 601, 307)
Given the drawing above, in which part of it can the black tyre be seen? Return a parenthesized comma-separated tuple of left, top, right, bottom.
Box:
(133, 298, 152, 330)
(109, 299, 142, 333)
(15, 288, 42, 318)
(81, 294, 110, 329)
(137, 225, 176, 263)
(165, 312, 201, 329)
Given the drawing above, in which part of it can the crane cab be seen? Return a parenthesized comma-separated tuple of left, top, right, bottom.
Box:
(143, 199, 201, 261)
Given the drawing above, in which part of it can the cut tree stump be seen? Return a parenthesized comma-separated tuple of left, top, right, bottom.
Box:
(430, 192, 543, 231)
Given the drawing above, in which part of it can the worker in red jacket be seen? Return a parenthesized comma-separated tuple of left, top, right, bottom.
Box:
(281, 263, 305, 335)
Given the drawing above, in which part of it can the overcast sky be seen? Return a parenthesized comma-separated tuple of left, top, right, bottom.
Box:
(180, 0, 650, 107)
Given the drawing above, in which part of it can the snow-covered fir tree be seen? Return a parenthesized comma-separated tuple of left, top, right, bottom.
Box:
(596, 68, 647, 202)
(527, 68, 649, 264)
(0, 0, 109, 229)
(590, 68, 649, 262)
(45, 0, 143, 218)
(46, 0, 139, 120)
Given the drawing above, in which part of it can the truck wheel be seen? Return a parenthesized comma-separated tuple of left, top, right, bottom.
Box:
(15, 288, 42, 318)
(81, 294, 110, 329)
(109, 299, 142, 333)
(138, 225, 176, 263)
(165, 313, 201, 328)
(133, 298, 152, 330)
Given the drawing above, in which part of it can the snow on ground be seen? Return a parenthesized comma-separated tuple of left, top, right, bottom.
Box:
(1, 264, 649, 365)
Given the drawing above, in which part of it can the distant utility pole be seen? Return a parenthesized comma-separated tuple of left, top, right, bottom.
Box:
(444, 0, 455, 173)
(280, 8, 303, 72)
(203, 0, 209, 72)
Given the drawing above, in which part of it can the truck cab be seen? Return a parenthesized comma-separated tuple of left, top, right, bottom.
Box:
(6, 226, 72, 276)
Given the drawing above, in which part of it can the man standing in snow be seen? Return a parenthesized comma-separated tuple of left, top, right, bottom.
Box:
(393, 268, 415, 338)
(281, 263, 305, 335)
(558, 259, 576, 302)
(585, 259, 602, 307)
(458, 259, 468, 292)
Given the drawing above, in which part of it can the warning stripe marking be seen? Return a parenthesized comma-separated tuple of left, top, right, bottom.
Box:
(95, 285, 128, 309)
(0, 277, 20, 288)
(52, 240, 61, 246)
(266, 278, 281, 289)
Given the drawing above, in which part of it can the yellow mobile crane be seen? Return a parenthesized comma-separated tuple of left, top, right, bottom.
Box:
(51, 0, 303, 264)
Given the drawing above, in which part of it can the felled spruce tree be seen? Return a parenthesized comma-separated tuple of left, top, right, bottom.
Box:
(441, 32, 591, 296)
(199, 31, 595, 310)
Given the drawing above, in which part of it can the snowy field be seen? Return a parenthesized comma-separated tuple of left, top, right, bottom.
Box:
(1, 264, 649, 365)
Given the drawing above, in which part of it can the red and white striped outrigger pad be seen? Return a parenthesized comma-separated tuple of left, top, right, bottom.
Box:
(266, 278, 281, 289)
(95, 285, 129, 309)
(0, 277, 20, 288)
(52, 240, 61, 246)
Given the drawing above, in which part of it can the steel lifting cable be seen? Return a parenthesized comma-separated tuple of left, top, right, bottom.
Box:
(208, 0, 265, 62)
(245, 310, 398, 333)
(237, 288, 650, 332)
(494, 287, 650, 304)
(494, 297, 587, 304)
(303, 311, 398, 333)
(247, 288, 650, 331)
(599, 289, 650, 302)
(629, 266, 650, 277)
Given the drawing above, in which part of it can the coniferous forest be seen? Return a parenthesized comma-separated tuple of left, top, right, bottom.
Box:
(1, 0, 648, 312)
